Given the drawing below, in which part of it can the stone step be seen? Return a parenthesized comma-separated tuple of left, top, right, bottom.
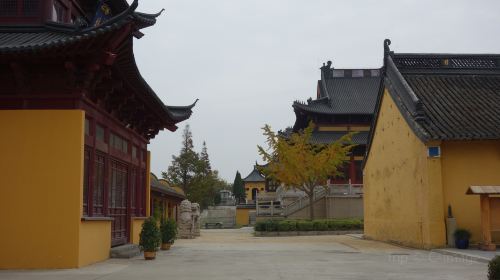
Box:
(110, 244, 141, 259)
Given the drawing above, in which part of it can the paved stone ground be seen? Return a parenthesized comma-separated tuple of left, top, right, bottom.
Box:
(0, 228, 487, 280)
(433, 247, 499, 263)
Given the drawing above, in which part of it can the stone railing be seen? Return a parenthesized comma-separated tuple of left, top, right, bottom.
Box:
(283, 184, 363, 217)
(327, 184, 363, 196)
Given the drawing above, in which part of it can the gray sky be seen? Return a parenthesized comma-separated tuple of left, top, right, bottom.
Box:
(131, 0, 500, 182)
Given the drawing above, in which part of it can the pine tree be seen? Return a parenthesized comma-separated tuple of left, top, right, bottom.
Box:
(200, 141, 212, 175)
(232, 171, 245, 204)
(162, 124, 200, 194)
(162, 126, 231, 210)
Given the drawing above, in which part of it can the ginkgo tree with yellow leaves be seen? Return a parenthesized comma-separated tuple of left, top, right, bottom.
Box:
(257, 122, 355, 220)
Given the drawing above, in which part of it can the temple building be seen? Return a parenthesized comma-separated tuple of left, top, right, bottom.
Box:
(364, 40, 500, 250)
(243, 164, 269, 203)
(150, 173, 186, 222)
(290, 61, 382, 185)
(0, 0, 195, 268)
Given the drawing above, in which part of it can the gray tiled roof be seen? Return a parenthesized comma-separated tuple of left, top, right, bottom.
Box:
(150, 173, 185, 199)
(243, 168, 265, 182)
(0, 0, 196, 130)
(0, 0, 158, 54)
(293, 74, 382, 115)
(385, 53, 500, 141)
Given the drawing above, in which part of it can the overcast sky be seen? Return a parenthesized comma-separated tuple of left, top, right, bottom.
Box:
(130, 0, 500, 182)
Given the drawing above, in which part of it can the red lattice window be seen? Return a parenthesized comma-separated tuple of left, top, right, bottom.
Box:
(0, 0, 40, 17)
(130, 168, 137, 216)
(92, 153, 106, 216)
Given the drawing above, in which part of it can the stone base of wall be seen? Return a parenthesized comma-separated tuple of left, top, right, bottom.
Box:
(254, 230, 363, 237)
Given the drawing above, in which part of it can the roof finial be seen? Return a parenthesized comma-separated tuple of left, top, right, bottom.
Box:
(320, 60, 333, 78)
(384, 39, 392, 57)
(383, 39, 392, 68)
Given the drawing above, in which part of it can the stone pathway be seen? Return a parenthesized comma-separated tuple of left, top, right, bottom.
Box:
(433, 247, 499, 263)
(0, 228, 487, 280)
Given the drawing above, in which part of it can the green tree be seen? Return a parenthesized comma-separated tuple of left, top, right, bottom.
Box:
(257, 122, 354, 219)
(162, 124, 199, 194)
(200, 141, 212, 175)
(163, 132, 229, 210)
(232, 171, 245, 204)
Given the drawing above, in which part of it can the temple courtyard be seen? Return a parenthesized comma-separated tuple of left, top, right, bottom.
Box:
(0, 228, 487, 280)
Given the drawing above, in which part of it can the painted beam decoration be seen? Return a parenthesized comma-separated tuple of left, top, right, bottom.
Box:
(91, 0, 113, 27)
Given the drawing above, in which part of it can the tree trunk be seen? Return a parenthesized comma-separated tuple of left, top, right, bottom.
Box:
(309, 194, 315, 220)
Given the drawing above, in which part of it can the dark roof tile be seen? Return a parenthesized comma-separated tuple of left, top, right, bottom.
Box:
(293, 71, 382, 115)
(243, 167, 265, 182)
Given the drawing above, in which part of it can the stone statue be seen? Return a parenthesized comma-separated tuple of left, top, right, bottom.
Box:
(191, 203, 201, 237)
(178, 199, 193, 239)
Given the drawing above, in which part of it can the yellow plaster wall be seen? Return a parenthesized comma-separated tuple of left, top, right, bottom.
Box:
(236, 208, 252, 226)
(441, 140, 500, 244)
(364, 90, 446, 249)
(78, 221, 111, 267)
(0, 110, 84, 268)
(130, 218, 146, 245)
(244, 182, 266, 200)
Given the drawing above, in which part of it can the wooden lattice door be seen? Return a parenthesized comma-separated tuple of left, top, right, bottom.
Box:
(109, 160, 128, 246)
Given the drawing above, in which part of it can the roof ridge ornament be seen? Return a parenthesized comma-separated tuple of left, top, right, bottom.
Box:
(383, 39, 392, 67)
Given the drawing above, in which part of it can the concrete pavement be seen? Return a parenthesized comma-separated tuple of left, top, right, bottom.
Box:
(0, 228, 487, 280)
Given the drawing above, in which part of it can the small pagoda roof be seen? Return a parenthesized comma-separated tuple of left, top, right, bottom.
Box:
(293, 67, 382, 116)
(381, 39, 500, 141)
(150, 173, 185, 199)
(466, 186, 500, 195)
(243, 166, 265, 182)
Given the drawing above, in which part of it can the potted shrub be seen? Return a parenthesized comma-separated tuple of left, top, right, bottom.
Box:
(139, 217, 161, 260)
(453, 229, 471, 249)
(160, 218, 177, 250)
(488, 255, 500, 280)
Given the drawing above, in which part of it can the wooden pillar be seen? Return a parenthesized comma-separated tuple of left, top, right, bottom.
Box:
(480, 194, 496, 251)
(349, 157, 356, 184)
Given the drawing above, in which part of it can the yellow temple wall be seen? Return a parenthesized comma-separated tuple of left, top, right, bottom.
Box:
(441, 140, 500, 244)
(236, 208, 253, 226)
(363, 90, 446, 249)
(244, 181, 266, 201)
(78, 220, 111, 267)
(0, 110, 84, 268)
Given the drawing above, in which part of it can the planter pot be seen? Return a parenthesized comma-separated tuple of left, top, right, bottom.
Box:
(144, 251, 156, 260)
(161, 243, 172, 250)
(455, 239, 469, 249)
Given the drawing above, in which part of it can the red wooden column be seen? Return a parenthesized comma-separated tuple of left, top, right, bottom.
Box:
(480, 194, 496, 251)
(349, 156, 356, 184)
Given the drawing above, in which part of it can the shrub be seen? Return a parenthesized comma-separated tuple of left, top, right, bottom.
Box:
(160, 218, 177, 244)
(327, 219, 363, 230)
(313, 220, 328, 231)
(488, 256, 500, 280)
(254, 221, 266, 232)
(139, 217, 161, 252)
(277, 221, 290, 232)
(265, 220, 279, 232)
(297, 220, 314, 231)
(454, 229, 471, 240)
(255, 219, 363, 232)
(286, 220, 297, 231)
